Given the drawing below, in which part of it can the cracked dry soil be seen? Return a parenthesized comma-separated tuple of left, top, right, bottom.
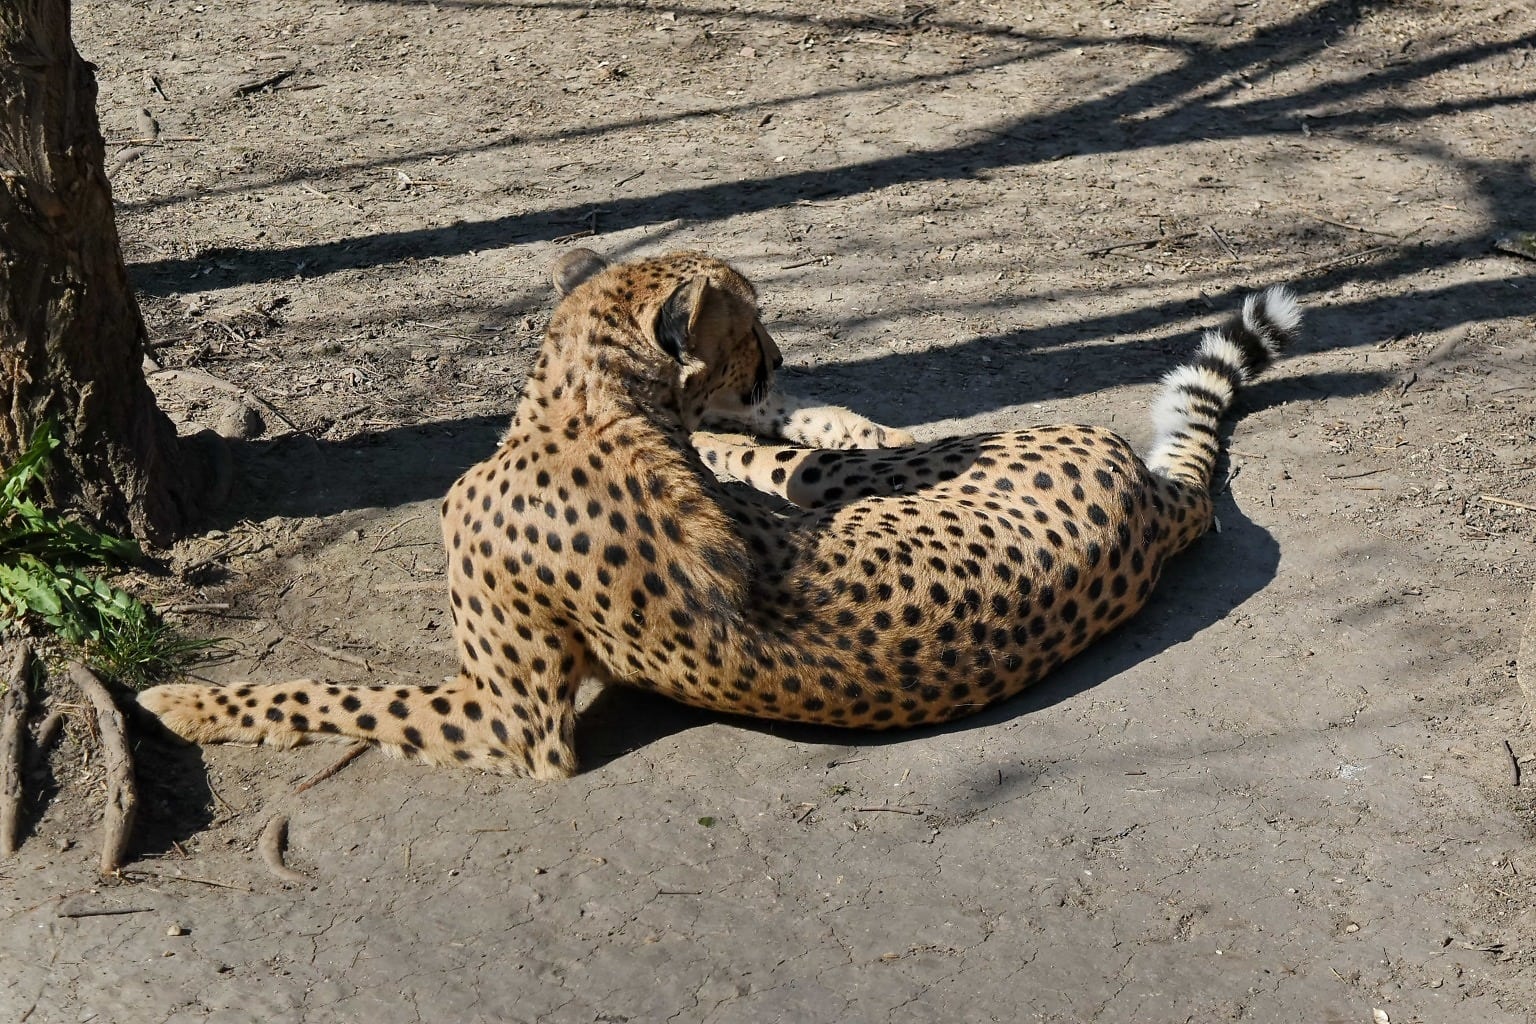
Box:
(4, 0, 1536, 1021)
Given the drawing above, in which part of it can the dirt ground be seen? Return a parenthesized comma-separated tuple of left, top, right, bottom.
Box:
(3, 0, 1535, 1020)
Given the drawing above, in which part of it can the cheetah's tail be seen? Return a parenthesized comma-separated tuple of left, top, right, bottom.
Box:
(1144, 285, 1301, 489)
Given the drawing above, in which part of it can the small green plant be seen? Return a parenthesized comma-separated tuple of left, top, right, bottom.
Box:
(0, 421, 211, 688)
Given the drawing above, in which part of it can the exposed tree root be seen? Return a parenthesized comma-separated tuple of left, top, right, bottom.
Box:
(68, 662, 138, 876)
(0, 642, 32, 856)
(258, 813, 308, 884)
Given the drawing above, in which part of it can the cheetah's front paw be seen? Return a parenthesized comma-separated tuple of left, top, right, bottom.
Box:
(799, 410, 915, 450)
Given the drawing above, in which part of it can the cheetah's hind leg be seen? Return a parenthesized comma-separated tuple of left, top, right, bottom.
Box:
(138, 674, 572, 779)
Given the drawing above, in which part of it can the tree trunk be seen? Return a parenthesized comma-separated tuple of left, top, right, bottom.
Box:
(0, 0, 203, 545)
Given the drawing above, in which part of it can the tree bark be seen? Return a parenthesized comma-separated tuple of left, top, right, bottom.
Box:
(0, 0, 202, 545)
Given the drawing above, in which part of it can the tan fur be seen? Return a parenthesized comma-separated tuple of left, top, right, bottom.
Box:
(140, 251, 1293, 780)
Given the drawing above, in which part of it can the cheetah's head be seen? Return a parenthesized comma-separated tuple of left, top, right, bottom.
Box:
(551, 248, 783, 428)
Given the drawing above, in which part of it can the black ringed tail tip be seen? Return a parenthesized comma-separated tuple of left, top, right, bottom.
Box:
(1146, 286, 1302, 488)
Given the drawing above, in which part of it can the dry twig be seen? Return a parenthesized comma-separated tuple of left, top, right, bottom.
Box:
(369, 513, 426, 553)
(290, 636, 372, 670)
(1208, 224, 1241, 261)
(68, 663, 138, 876)
(1, 642, 32, 856)
(232, 67, 296, 96)
(1298, 244, 1394, 276)
(1083, 231, 1196, 257)
(293, 743, 368, 794)
(259, 814, 309, 883)
(1325, 467, 1387, 481)
(1520, 579, 1536, 711)
(124, 868, 253, 892)
(1479, 494, 1536, 514)
(1292, 207, 1404, 239)
(373, 581, 444, 594)
(56, 905, 153, 919)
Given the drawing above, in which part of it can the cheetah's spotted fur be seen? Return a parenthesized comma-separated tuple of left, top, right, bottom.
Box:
(140, 250, 1300, 779)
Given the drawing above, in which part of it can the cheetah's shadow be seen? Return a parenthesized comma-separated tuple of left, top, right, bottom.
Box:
(575, 491, 1279, 771)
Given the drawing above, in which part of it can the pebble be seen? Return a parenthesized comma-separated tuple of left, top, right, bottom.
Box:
(214, 399, 264, 440)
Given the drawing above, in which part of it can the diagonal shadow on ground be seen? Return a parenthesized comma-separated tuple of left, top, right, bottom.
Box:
(127, 3, 1536, 300)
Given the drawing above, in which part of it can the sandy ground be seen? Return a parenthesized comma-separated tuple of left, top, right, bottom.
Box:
(3, 0, 1536, 1021)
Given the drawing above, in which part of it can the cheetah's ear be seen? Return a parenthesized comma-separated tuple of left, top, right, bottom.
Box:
(755, 321, 784, 371)
(653, 275, 710, 363)
(551, 248, 609, 296)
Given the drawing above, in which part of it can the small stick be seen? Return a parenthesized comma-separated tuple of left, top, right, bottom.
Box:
(1103, 249, 1182, 267)
(123, 869, 253, 892)
(852, 806, 925, 815)
(1082, 231, 1196, 256)
(370, 513, 426, 553)
(205, 778, 240, 819)
(1325, 468, 1387, 481)
(1208, 225, 1241, 261)
(1298, 244, 1393, 276)
(293, 743, 368, 794)
(68, 663, 137, 876)
(657, 889, 704, 896)
(373, 581, 444, 594)
(289, 637, 371, 670)
(232, 67, 296, 96)
(1480, 494, 1536, 514)
(258, 814, 309, 883)
(56, 906, 153, 919)
(299, 182, 365, 212)
(1292, 207, 1404, 239)
(161, 602, 233, 614)
(205, 317, 246, 346)
(1, 642, 32, 856)
(1505, 740, 1521, 787)
(779, 257, 825, 270)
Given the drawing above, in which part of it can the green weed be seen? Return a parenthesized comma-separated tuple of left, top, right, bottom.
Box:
(0, 421, 213, 687)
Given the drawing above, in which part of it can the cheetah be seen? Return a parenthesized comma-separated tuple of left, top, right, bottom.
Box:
(140, 250, 1300, 780)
